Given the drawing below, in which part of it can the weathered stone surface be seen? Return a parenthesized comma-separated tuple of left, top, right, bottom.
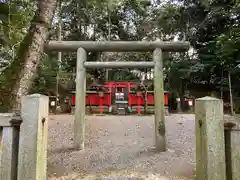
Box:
(0, 125, 20, 180)
(74, 48, 87, 150)
(153, 48, 166, 151)
(195, 97, 226, 180)
(227, 129, 240, 180)
(17, 94, 49, 180)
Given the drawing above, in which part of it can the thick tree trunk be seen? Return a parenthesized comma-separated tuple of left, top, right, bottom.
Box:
(0, 0, 58, 112)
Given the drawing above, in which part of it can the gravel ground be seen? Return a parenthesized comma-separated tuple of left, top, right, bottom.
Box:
(47, 114, 196, 180)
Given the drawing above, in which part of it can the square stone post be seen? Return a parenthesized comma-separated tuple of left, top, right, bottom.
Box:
(195, 96, 226, 180)
(230, 129, 240, 180)
(153, 48, 166, 151)
(17, 94, 49, 180)
(224, 125, 240, 180)
(74, 48, 87, 150)
(0, 115, 21, 180)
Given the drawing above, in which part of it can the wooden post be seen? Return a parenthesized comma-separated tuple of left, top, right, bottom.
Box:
(0, 115, 21, 180)
(137, 96, 141, 115)
(17, 94, 49, 180)
(153, 48, 166, 151)
(74, 48, 87, 150)
(100, 98, 103, 115)
(195, 96, 226, 180)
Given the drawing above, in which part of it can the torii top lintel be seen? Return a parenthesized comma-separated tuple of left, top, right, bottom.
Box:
(46, 41, 190, 52)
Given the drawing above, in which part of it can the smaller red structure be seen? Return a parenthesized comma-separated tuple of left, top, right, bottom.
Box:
(128, 91, 168, 106)
(85, 91, 111, 106)
(71, 81, 169, 115)
(71, 92, 112, 105)
(71, 91, 112, 115)
(104, 81, 136, 93)
(128, 91, 168, 115)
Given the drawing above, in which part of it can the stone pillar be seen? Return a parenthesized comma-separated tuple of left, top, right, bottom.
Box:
(74, 48, 87, 150)
(153, 48, 166, 151)
(17, 94, 49, 180)
(0, 115, 22, 180)
(224, 124, 240, 180)
(195, 96, 226, 180)
(164, 106, 169, 116)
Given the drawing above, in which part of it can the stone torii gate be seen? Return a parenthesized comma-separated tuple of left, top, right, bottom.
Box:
(46, 41, 190, 152)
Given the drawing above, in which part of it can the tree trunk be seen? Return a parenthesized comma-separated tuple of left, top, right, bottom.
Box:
(228, 71, 234, 116)
(0, 0, 58, 112)
(56, 1, 62, 98)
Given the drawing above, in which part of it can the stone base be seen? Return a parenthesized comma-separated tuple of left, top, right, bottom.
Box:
(164, 107, 169, 116)
(116, 108, 127, 115)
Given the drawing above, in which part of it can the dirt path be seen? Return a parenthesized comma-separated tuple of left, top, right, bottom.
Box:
(47, 114, 196, 179)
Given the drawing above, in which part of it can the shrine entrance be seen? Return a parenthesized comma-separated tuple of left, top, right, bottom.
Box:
(46, 40, 190, 152)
